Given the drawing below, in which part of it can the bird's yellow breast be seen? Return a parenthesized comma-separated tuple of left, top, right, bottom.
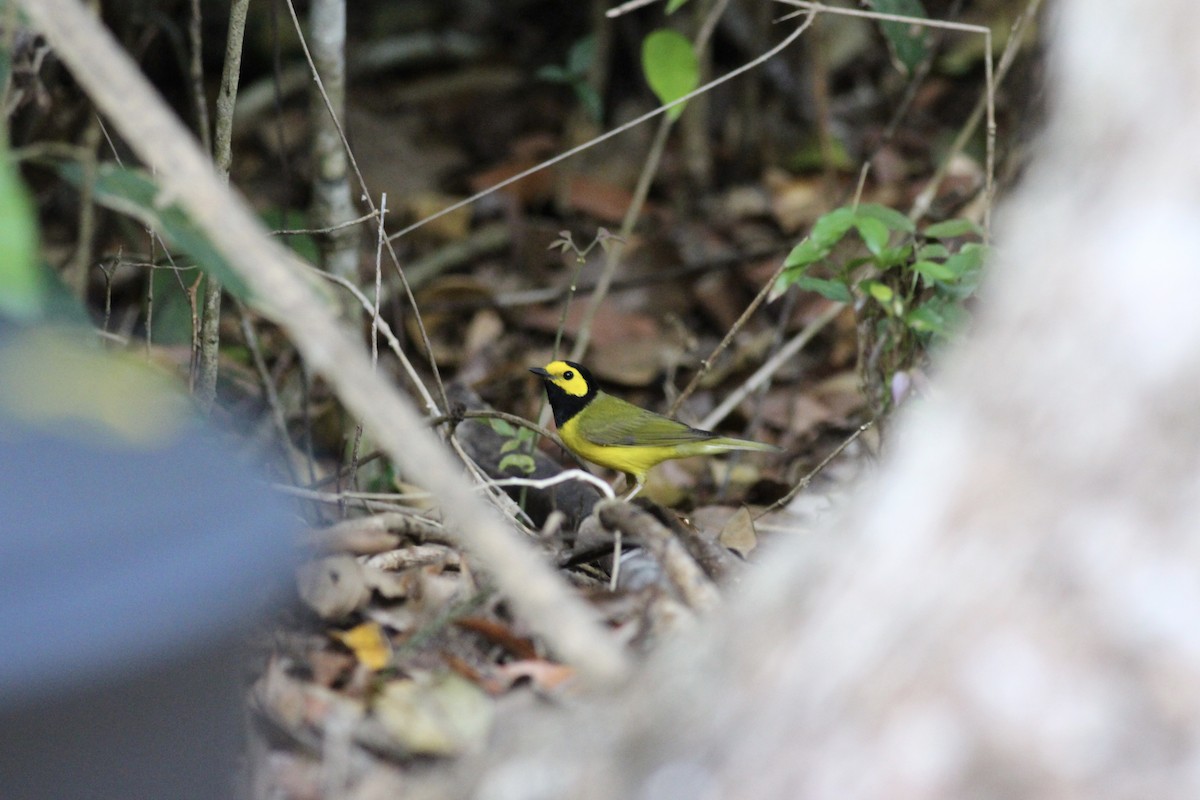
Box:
(558, 415, 681, 479)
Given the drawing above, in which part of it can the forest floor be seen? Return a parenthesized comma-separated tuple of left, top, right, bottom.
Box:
(10, 1, 1036, 796)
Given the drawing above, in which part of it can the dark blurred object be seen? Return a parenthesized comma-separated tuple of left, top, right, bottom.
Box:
(0, 326, 295, 800)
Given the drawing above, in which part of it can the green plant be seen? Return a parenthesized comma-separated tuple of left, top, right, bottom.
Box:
(641, 28, 698, 122)
(868, 0, 931, 75)
(0, 137, 44, 322)
(538, 36, 603, 123)
(772, 203, 986, 413)
(489, 418, 537, 476)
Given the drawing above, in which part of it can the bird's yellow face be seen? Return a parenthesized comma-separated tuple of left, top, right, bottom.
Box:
(530, 360, 598, 428)
(536, 360, 591, 398)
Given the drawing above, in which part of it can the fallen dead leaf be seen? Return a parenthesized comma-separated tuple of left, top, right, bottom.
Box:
(492, 659, 577, 692)
(563, 173, 635, 223)
(718, 506, 758, 557)
(454, 617, 538, 660)
(764, 168, 830, 233)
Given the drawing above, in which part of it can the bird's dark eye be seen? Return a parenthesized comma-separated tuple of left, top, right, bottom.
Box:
(564, 370, 574, 379)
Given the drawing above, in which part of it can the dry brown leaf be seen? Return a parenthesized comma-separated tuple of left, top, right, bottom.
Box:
(467, 156, 555, 207)
(454, 617, 538, 660)
(764, 168, 829, 233)
(563, 173, 635, 223)
(492, 660, 577, 692)
(718, 506, 758, 557)
(405, 191, 471, 241)
(308, 648, 356, 689)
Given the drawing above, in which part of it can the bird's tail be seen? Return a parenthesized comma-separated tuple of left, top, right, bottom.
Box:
(704, 436, 781, 454)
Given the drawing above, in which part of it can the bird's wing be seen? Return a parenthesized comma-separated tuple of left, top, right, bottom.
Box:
(575, 394, 715, 447)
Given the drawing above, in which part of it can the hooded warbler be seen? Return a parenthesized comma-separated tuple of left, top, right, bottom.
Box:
(530, 360, 779, 498)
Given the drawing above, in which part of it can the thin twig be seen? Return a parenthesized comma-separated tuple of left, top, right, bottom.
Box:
(312, 265, 440, 415)
(569, 0, 799, 365)
(486, 469, 616, 501)
(606, 0, 662, 18)
(428, 409, 566, 452)
(186, 0, 211, 154)
(271, 211, 378, 236)
(196, 0, 250, 413)
(65, 117, 101, 296)
(909, 0, 1039, 234)
(700, 301, 844, 429)
(386, 12, 817, 244)
(233, 299, 293, 467)
(347, 192, 389, 496)
(774, 0, 996, 236)
(755, 418, 874, 519)
(666, 259, 789, 417)
(282, 0, 448, 413)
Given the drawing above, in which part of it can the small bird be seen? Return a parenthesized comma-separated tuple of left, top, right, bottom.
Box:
(530, 360, 779, 499)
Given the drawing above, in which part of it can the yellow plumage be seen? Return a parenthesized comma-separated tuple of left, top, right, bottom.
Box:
(530, 360, 778, 498)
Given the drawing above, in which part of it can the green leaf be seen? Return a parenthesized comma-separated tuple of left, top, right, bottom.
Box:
(500, 438, 522, 454)
(783, 237, 827, 269)
(943, 243, 986, 277)
(854, 203, 916, 233)
(924, 218, 982, 239)
(574, 83, 603, 124)
(913, 259, 957, 283)
(916, 242, 950, 260)
(868, 0, 930, 74)
(642, 30, 699, 122)
(863, 280, 894, 305)
(904, 304, 946, 335)
(768, 272, 792, 303)
(854, 217, 891, 258)
(487, 418, 516, 437)
(567, 36, 595, 76)
(149, 265, 200, 345)
(666, 0, 692, 12)
(537, 65, 570, 83)
(55, 161, 253, 301)
(499, 453, 536, 475)
(261, 208, 320, 263)
(0, 144, 44, 322)
(810, 207, 857, 247)
(795, 274, 853, 303)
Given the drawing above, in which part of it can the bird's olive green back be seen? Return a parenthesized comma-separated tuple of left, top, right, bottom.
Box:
(574, 392, 719, 447)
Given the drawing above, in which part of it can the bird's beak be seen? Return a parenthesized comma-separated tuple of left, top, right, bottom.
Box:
(529, 367, 551, 378)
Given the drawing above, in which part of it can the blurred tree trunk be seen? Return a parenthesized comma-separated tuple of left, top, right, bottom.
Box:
(309, 0, 360, 288)
(437, 1, 1200, 796)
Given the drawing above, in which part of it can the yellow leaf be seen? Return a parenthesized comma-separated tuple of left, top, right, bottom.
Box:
(331, 621, 392, 671)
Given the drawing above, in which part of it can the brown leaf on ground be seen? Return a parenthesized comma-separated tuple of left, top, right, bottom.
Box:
(492, 660, 577, 692)
(454, 617, 538, 660)
(718, 506, 759, 557)
(563, 173, 635, 223)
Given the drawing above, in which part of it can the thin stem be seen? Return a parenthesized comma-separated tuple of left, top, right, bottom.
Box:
(699, 301, 844, 430)
(755, 419, 874, 520)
